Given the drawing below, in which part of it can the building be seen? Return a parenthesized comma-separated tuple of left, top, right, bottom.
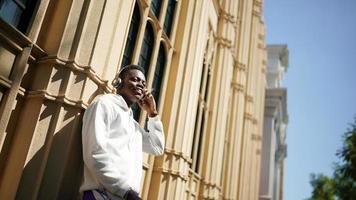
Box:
(0, 0, 267, 199)
(259, 45, 289, 200)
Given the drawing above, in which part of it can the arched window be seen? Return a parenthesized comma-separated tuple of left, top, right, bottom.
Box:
(0, 0, 38, 33)
(132, 22, 154, 121)
(120, 1, 178, 122)
(163, 0, 176, 38)
(138, 22, 154, 76)
(150, 0, 162, 19)
(191, 28, 215, 173)
(121, 3, 140, 68)
(152, 43, 166, 105)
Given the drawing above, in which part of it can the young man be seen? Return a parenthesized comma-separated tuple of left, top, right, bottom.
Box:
(80, 65, 165, 200)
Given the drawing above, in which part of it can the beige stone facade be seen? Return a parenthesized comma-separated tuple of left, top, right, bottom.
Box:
(0, 0, 267, 199)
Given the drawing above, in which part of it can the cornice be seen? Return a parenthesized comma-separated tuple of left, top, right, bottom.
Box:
(26, 89, 87, 108)
(37, 56, 114, 94)
(265, 88, 288, 123)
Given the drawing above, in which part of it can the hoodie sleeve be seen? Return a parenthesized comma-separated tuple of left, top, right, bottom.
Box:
(82, 98, 130, 198)
(141, 115, 165, 155)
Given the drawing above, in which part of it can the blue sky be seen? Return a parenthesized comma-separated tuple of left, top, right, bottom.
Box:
(264, 0, 356, 199)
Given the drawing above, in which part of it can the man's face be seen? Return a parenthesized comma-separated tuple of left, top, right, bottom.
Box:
(119, 69, 146, 106)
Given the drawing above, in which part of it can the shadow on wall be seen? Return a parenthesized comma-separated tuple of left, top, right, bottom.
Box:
(5, 99, 84, 199)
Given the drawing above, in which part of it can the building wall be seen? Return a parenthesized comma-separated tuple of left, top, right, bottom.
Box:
(259, 45, 289, 200)
(0, 0, 267, 199)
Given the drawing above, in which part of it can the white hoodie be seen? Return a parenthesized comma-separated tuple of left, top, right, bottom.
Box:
(80, 94, 165, 199)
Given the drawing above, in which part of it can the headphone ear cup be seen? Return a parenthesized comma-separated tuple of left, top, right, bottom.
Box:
(116, 78, 123, 88)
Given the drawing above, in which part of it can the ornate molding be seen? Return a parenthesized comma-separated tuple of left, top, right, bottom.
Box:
(215, 36, 232, 49)
(219, 8, 236, 24)
(258, 33, 265, 40)
(164, 148, 192, 163)
(234, 61, 247, 72)
(252, 10, 261, 18)
(256, 148, 261, 155)
(258, 43, 265, 50)
(231, 81, 245, 93)
(251, 133, 262, 141)
(244, 112, 254, 121)
(262, 59, 267, 66)
(254, 0, 263, 8)
(261, 66, 267, 74)
(153, 166, 189, 181)
(253, 118, 258, 125)
(245, 95, 254, 103)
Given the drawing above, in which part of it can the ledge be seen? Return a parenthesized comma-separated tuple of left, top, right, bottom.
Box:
(26, 90, 87, 108)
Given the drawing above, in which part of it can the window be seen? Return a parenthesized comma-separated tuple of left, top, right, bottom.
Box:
(150, 0, 161, 19)
(0, 85, 5, 103)
(0, 0, 38, 33)
(163, 0, 176, 38)
(191, 57, 212, 172)
(133, 22, 154, 121)
(138, 22, 154, 76)
(151, 43, 166, 105)
(191, 28, 215, 172)
(119, 1, 178, 122)
(121, 3, 140, 68)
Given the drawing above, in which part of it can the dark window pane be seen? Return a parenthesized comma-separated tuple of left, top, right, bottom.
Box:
(19, 0, 29, 6)
(0, 0, 23, 27)
(152, 43, 166, 105)
(150, 0, 161, 18)
(138, 23, 154, 76)
(0, 86, 5, 103)
(204, 68, 211, 101)
(163, 0, 176, 38)
(0, 0, 38, 33)
(194, 111, 205, 172)
(121, 3, 141, 68)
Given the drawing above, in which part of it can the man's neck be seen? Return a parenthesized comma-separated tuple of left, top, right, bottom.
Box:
(117, 92, 133, 108)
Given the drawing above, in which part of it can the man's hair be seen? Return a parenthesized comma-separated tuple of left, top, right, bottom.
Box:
(119, 64, 145, 79)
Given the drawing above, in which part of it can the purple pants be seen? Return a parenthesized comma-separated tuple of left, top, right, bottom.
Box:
(83, 190, 96, 200)
(83, 190, 112, 200)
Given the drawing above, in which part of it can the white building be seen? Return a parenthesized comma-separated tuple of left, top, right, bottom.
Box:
(259, 45, 289, 200)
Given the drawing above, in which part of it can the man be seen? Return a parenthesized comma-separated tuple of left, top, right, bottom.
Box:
(80, 65, 165, 200)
